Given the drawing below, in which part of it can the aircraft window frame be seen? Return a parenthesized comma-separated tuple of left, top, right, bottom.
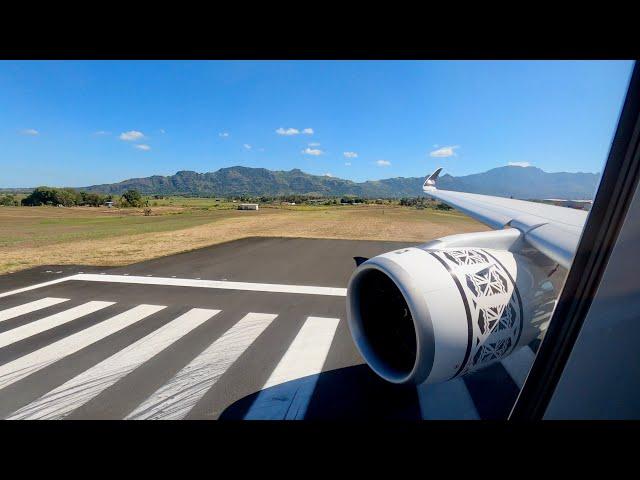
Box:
(510, 61, 640, 420)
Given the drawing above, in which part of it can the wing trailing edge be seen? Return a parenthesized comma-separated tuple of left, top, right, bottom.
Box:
(420, 168, 588, 269)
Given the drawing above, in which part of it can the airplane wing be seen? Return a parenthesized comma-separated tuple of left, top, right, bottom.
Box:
(422, 168, 589, 269)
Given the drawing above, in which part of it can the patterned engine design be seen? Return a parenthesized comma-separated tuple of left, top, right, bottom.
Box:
(431, 249, 524, 378)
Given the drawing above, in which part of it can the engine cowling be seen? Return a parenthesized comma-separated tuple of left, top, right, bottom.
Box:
(346, 246, 559, 385)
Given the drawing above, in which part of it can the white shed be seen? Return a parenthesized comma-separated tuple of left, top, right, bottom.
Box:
(238, 203, 259, 210)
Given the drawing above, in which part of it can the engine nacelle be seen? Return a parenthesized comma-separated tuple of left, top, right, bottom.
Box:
(346, 245, 559, 385)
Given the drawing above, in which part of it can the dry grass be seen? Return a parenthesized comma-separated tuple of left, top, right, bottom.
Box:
(0, 204, 488, 274)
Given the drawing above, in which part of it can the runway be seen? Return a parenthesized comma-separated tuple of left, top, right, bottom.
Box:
(0, 237, 536, 420)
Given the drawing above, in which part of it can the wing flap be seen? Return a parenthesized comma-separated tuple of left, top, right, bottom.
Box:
(524, 223, 580, 270)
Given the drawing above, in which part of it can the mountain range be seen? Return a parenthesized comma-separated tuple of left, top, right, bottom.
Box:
(79, 165, 599, 200)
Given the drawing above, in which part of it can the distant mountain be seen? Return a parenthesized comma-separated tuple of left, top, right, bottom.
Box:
(435, 167, 600, 200)
(79, 165, 600, 200)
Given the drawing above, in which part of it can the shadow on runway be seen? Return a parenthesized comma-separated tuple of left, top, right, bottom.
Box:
(219, 364, 422, 420)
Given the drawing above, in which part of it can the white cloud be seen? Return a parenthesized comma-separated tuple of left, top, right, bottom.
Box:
(159, 129, 166, 134)
(243, 144, 252, 150)
(429, 145, 459, 158)
(275, 127, 314, 136)
(508, 161, 531, 167)
(323, 172, 333, 177)
(343, 151, 358, 159)
(93, 130, 110, 136)
(308, 142, 321, 147)
(302, 147, 323, 156)
(119, 130, 145, 141)
(135, 144, 151, 151)
(219, 132, 230, 138)
(376, 160, 391, 167)
(20, 128, 39, 136)
(276, 127, 300, 136)
(345, 162, 352, 166)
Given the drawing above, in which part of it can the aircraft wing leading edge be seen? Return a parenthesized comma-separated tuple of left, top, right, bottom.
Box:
(422, 168, 589, 269)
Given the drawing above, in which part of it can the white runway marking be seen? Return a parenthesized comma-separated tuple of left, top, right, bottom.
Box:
(0, 301, 115, 349)
(0, 277, 76, 299)
(417, 378, 480, 420)
(0, 297, 69, 323)
(0, 274, 347, 298)
(72, 274, 347, 296)
(0, 304, 165, 391)
(262, 316, 340, 389)
(8, 308, 220, 420)
(126, 312, 277, 420)
(500, 346, 536, 388)
(243, 316, 340, 420)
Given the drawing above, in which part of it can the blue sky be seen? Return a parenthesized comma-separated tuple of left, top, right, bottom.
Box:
(0, 60, 634, 188)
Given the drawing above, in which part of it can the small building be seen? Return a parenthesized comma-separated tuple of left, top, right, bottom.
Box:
(238, 203, 259, 210)
(104, 201, 115, 208)
(542, 199, 593, 211)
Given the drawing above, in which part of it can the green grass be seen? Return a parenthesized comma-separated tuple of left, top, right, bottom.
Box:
(0, 208, 241, 249)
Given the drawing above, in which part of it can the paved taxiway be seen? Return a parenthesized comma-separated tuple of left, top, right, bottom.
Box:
(0, 237, 535, 420)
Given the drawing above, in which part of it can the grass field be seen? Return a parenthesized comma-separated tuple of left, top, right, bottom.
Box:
(0, 202, 488, 274)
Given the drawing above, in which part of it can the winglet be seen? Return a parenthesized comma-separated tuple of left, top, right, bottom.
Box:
(423, 167, 443, 191)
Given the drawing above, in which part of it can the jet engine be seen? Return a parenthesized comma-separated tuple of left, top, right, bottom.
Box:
(346, 231, 561, 385)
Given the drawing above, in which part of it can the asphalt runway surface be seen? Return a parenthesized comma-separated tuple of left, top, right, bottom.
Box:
(0, 237, 535, 420)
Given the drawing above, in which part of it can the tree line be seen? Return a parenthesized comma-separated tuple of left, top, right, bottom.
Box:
(16, 187, 148, 208)
(399, 196, 452, 210)
(4, 187, 451, 211)
(231, 194, 393, 205)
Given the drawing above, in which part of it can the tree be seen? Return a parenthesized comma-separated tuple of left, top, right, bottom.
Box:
(21, 186, 78, 207)
(60, 188, 82, 206)
(0, 194, 18, 206)
(120, 189, 145, 208)
(79, 192, 105, 207)
(434, 202, 452, 211)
